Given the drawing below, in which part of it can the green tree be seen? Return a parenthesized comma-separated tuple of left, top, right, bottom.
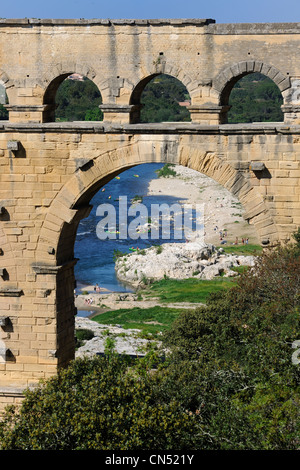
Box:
(140, 75, 191, 123)
(0, 103, 8, 120)
(158, 239, 300, 449)
(228, 73, 283, 123)
(0, 355, 200, 450)
(55, 76, 103, 122)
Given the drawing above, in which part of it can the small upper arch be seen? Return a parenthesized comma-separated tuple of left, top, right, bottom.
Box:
(129, 71, 193, 123)
(41, 64, 103, 122)
(212, 61, 291, 107)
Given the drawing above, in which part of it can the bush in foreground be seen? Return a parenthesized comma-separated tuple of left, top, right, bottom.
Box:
(159, 238, 300, 449)
(0, 355, 199, 450)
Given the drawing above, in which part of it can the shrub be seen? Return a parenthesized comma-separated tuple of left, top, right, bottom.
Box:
(159, 240, 300, 449)
(0, 356, 200, 450)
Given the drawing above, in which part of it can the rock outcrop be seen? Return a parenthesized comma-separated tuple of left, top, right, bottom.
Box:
(115, 242, 255, 286)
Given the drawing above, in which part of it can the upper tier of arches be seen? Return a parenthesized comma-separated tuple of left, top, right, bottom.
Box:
(0, 60, 292, 125)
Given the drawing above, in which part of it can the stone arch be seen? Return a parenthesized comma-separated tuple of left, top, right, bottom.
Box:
(212, 61, 291, 112)
(36, 138, 277, 267)
(41, 64, 103, 122)
(31, 138, 278, 369)
(129, 69, 193, 123)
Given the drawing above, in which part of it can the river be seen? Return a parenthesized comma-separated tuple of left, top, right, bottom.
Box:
(74, 163, 187, 294)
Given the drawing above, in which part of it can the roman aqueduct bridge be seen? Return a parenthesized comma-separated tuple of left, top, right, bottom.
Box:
(0, 18, 299, 410)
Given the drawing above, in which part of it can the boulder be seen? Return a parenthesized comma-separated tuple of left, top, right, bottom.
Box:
(115, 242, 256, 286)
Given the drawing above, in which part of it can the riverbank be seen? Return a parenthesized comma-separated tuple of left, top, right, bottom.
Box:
(75, 288, 206, 358)
(148, 165, 259, 246)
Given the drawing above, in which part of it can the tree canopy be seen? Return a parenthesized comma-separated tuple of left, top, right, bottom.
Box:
(140, 74, 191, 123)
(55, 76, 103, 122)
(228, 73, 283, 123)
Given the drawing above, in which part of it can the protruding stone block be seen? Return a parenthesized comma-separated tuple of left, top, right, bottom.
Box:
(249, 161, 266, 171)
(7, 140, 20, 151)
(0, 316, 9, 327)
(0, 345, 10, 362)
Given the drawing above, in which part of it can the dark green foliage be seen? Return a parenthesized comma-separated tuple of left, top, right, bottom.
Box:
(140, 75, 191, 123)
(0, 355, 200, 450)
(0, 89, 8, 119)
(75, 328, 94, 348)
(52, 72, 283, 125)
(159, 241, 300, 449)
(0, 103, 8, 120)
(228, 73, 283, 123)
(76, 329, 94, 342)
(55, 77, 103, 122)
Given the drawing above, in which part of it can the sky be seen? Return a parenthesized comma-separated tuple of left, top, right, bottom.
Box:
(0, 0, 299, 24)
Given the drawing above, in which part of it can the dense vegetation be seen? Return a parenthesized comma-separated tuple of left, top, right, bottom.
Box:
(0, 231, 299, 450)
(0, 86, 8, 119)
(140, 74, 191, 123)
(0, 104, 8, 119)
(159, 238, 300, 449)
(0, 355, 199, 450)
(228, 73, 284, 123)
(53, 72, 283, 123)
(55, 76, 103, 122)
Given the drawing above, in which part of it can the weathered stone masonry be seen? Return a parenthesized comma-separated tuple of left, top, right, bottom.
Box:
(0, 19, 299, 411)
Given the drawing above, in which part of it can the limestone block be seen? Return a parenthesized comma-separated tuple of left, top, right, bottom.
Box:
(249, 161, 266, 171)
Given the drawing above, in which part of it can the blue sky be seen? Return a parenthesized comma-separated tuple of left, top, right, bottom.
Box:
(0, 0, 299, 23)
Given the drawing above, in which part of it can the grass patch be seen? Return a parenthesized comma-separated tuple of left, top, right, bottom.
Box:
(217, 244, 262, 255)
(231, 265, 250, 274)
(142, 277, 235, 304)
(75, 328, 95, 349)
(155, 163, 177, 178)
(92, 306, 182, 337)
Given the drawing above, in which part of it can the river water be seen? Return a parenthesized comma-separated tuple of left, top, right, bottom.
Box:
(74, 163, 189, 294)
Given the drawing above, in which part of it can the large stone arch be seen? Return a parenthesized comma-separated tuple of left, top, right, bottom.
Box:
(31, 137, 277, 369)
(35, 138, 276, 268)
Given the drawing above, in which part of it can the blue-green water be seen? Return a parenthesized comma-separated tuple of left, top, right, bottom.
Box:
(74, 163, 192, 294)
